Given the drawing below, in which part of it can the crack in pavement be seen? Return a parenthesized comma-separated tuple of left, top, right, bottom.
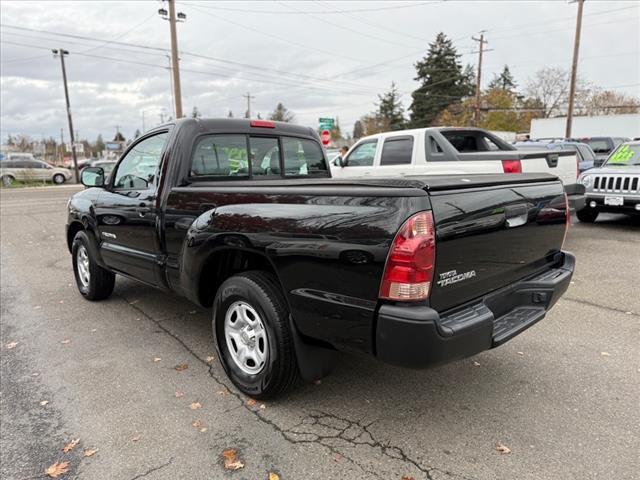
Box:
(562, 296, 638, 317)
(118, 294, 473, 480)
(129, 457, 173, 480)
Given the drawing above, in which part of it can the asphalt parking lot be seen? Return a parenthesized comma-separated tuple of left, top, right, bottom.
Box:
(1, 185, 638, 480)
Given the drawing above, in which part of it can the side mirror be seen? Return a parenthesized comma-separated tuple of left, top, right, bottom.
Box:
(81, 167, 105, 187)
(334, 156, 347, 168)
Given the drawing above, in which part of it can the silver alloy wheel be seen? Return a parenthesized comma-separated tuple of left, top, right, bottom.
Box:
(76, 245, 90, 288)
(53, 174, 65, 184)
(224, 301, 268, 375)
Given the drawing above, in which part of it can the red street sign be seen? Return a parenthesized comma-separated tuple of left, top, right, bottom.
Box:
(320, 129, 331, 145)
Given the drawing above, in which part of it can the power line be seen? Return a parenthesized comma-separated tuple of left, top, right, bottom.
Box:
(177, 0, 442, 15)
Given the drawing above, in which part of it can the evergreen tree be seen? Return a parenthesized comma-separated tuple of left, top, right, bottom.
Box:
(409, 32, 474, 127)
(352, 120, 365, 139)
(95, 134, 105, 153)
(488, 65, 517, 94)
(269, 103, 294, 122)
(375, 82, 406, 131)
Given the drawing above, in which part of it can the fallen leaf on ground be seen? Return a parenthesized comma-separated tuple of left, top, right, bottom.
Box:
(246, 399, 256, 407)
(268, 473, 280, 480)
(496, 443, 512, 454)
(131, 435, 141, 442)
(6, 341, 18, 349)
(62, 438, 80, 453)
(83, 449, 98, 457)
(222, 449, 244, 470)
(190, 402, 202, 410)
(206, 356, 215, 363)
(174, 390, 184, 398)
(401, 476, 416, 480)
(60, 339, 71, 345)
(153, 357, 162, 363)
(40, 400, 49, 406)
(45, 461, 69, 478)
(192, 420, 207, 432)
(174, 363, 188, 372)
(601, 352, 611, 356)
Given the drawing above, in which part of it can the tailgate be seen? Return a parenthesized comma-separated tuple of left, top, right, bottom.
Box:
(427, 178, 567, 312)
(518, 150, 577, 186)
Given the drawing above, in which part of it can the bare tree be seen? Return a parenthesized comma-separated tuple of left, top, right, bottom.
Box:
(525, 67, 571, 118)
(576, 87, 640, 116)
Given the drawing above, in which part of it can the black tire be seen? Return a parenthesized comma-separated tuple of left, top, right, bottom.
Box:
(53, 173, 66, 184)
(213, 271, 299, 399)
(576, 208, 599, 223)
(1, 175, 14, 187)
(72, 230, 115, 301)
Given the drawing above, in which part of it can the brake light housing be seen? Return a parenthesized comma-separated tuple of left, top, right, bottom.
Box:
(502, 159, 522, 173)
(379, 211, 435, 302)
(250, 120, 275, 128)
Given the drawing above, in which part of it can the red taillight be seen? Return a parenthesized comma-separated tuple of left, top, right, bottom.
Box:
(502, 159, 522, 174)
(561, 192, 570, 249)
(250, 120, 275, 128)
(379, 211, 435, 302)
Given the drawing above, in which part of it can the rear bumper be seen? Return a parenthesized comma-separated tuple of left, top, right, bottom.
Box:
(564, 183, 586, 211)
(375, 251, 575, 368)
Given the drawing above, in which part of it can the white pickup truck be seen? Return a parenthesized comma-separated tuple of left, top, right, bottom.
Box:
(332, 127, 585, 209)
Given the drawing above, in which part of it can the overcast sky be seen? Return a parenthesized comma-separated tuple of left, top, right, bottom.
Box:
(1, 0, 638, 143)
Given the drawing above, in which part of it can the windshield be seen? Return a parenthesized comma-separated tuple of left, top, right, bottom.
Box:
(604, 144, 640, 166)
(584, 139, 610, 153)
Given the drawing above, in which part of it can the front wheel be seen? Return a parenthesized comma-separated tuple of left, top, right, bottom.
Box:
(72, 231, 115, 300)
(53, 173, 66, 184)
(1, 175, 14, 187)
(213, 271, 299, 399)
(577, 208, 599, 223)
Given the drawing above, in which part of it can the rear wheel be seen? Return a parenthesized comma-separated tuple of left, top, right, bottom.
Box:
(72, 231, 115, 300)
(53, 173, 66, 184)
(576, 208, 599, 223)
(213, 271, 299, 399)
(1, 175, 14, 187)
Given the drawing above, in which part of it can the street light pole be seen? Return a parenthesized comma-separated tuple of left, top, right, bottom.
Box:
(565, 0, 585, 139)
(53, 48, 79, 183)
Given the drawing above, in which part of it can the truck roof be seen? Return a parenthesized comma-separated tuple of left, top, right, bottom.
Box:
(155, 117, 319, 139)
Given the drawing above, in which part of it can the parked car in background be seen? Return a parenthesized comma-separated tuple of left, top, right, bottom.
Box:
(514, 141, 598, 173)
(332, 127, 584, 210)
(0, 159, 73, 186)
(580, 137, 630, 167)
(576, 141, 640, 222)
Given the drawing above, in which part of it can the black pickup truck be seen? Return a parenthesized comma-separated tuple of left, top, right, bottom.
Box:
(67, 118, 575, 398)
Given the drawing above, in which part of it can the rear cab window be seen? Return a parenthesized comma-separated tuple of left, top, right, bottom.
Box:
(441, 130, 511, 153)
(379, 136, 414, 166)
(189, 134, 328, 180)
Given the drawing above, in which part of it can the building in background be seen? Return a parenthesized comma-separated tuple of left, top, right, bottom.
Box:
(530, 114, 640, 139)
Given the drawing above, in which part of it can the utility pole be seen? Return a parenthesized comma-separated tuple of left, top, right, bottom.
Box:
(52, 48, 79, 183)
(158, 1, 185, 118)
(565, 0, 585, 139)
(243, 92, 255, 118)
(472, 32, 488, 127)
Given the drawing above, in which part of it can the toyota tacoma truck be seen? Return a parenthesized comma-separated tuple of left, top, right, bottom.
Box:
(66, 118, 574, 399)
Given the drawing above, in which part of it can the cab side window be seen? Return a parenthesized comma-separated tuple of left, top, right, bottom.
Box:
(113, 132, 168, 190)
(345, 140, 377, 166)
(380, 136, 413, 166)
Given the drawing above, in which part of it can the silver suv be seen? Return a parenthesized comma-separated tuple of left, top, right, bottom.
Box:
(0, 159, 73, 186)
